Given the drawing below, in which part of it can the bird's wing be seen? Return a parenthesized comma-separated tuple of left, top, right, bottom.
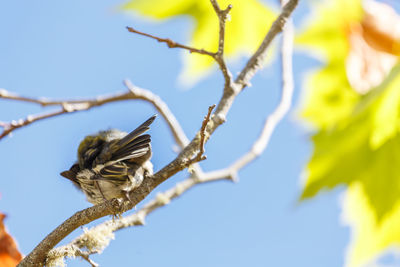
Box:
(92, 162, 132, 182)
(115, 115, 156, 149)
(91, 116, 156, 182)
(109, 115, 155, 164)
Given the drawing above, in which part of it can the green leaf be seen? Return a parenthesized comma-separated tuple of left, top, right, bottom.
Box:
(299, 0, 400, 265)
(301, 64, 400, 221)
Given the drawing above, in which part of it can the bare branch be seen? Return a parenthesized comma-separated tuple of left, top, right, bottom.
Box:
(0, 109, 66, 139)
(48, 165, 233, 260)
(46, 243, 100, 267)
(46, 1, 297, 261)
(0, 85, 189, 149)
(201, 0, 295, 182)
(210, 0, 231, 55)
(235, 0, 298, 88)
(0, 89, 50, 106)
(126, 1, 235, 90)
(17, 0, 298, 265)
(48, 178, 198, 260)
(122, 80, 189, 148)
(188, 104, 216, 164)
(199, 104, 216, 155)
(20, 198, 126, 267)
(126, 26, 215, 57)
(209, 0, 234, 87)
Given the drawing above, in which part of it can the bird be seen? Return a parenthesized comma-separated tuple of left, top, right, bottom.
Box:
(60, 115, 156, 205)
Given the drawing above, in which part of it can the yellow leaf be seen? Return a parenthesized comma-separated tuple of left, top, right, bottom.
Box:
(300, 63, 359, 128)
(343, 183, 400, 267)
(301, 63, 400, 222)
(296, 0, 363, 62)
(297, 0, 363, 127)
(370, 80, 400, 149)
(299, 0, 400, 265)
(122, 0, 275, 85)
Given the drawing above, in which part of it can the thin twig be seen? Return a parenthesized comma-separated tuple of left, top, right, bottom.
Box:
(126, 26, 215, 57)
(75, 250, 99, 267)
(199, 104, 216, 156)
(209, 0, 234, 87)
(126, 3, 234, 90)
(188, 104, 216, 164)
(210, 0, 231, 56)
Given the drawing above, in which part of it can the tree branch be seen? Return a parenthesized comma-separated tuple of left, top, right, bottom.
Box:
(17, 0, 298, 265)
(49, 23, 295, 255)
(126, 3, 234, 90)
(235, 0, 298, 88)
(0, 84, 189, 149)
(0, 109, 66, 139)
(126, 26, 215, 57)
(18, 103, 213, 267)
(201, 0, 295, 182)
(210, 0, 234, 88)
(60, 2, 296, 258)
(189, 104, 215, 163)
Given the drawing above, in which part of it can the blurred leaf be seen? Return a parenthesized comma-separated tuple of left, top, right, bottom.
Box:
(301, 64, 400, 221)
(299, 0, 400, 219)
(361, 0, 400, 56)
(122, 0, 275, 85)
(346, 0, 398, 94)
(298, 0, 400, 265)
(296, 0, 363, 128)
(343, 183, 400, 267)
(0, 213, 22, 267)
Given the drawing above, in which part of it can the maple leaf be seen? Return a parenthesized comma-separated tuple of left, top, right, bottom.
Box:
(298, 0, 400, 265)
(301, 64, 400, 221)
(122, 0, 275, 85)
(298, 0, 400, 220)
(342, 183, 400, 267)
(0, 213, 22, 267)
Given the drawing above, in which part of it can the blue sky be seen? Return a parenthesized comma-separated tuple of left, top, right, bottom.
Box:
(0, 1, 353, 266)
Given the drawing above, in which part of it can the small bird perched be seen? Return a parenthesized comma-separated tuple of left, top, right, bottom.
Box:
(60, 115, 156, 205)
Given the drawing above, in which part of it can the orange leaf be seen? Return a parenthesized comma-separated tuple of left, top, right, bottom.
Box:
(346, 1, 398, 94)
(0, 213, 22, 267)
(346, 23, 396, 94)
(362, 0, 400, 55)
